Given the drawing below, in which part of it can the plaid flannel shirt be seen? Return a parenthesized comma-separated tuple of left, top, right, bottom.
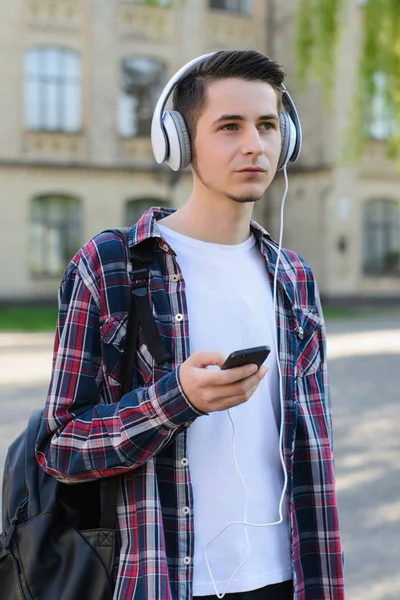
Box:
(36, 207, 345, 600)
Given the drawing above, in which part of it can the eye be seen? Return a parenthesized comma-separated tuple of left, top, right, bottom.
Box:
(220, 123, 238, 131)
(259, 122, 275, 131)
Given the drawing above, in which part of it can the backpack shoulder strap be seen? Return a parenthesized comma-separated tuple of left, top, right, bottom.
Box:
(98, 227, 171, 528)
(103, 228, 172, 368)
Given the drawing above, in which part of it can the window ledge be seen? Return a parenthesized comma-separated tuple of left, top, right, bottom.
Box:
(208, 8, 252, 17)
(118, 3, 175, 43)
(25, 0, 82, 28)
(22, 131, 86, 160)
(25, 128, 84, 135)
(118, 136, 153, 158)
(358, 275, 400, 295)
(206, 10, 254, 44)
(358, 139, 399, 179)
(363, 272, 400, 278)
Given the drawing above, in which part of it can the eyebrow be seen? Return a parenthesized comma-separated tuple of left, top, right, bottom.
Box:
(212, 113, 280, 125)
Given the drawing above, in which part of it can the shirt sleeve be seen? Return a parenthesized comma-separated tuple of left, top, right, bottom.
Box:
(315, 284, 334, 452)
(35, 260, 200, 484)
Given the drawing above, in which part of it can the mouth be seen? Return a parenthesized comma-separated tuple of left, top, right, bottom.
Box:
(237, 168, 266, 173)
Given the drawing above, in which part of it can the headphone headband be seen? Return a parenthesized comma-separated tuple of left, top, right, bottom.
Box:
(151, 52, 302, 171)
(151, 53, 215, 164)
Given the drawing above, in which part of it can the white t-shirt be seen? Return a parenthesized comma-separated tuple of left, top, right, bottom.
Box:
(158, 224, 292, 596)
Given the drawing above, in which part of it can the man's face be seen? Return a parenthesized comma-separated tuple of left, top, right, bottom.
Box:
(191, 77, 282, 204)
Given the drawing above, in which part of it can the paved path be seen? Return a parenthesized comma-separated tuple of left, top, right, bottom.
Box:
(325, 313, 400, 600)
(1, 312, 399, 600)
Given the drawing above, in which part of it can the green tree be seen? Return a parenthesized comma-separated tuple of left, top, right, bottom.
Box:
(296, 0, 400, 160)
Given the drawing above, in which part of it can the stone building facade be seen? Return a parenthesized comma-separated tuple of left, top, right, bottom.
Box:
(0, 0, 399, 303)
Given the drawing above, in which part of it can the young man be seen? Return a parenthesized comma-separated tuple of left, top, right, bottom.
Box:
(36, 51, 345, 600)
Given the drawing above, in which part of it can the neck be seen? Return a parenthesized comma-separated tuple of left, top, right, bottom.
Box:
(160, 183, 254, 246)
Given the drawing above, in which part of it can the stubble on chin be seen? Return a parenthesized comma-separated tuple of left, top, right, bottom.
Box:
(192, 160, 265, 204)
(225, 193, 263, 204)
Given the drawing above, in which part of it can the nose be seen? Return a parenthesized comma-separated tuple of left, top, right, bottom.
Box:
(241, 126, 264, 156)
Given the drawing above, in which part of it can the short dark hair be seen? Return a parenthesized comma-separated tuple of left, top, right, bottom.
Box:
(172, 50, 285, 142)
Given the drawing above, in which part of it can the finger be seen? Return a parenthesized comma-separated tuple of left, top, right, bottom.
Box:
(206, 362, 260, 386)
(215, 385, 259, 411)
(213, 361, 269, 386)
(206, 367, 268, 402)
(188, 350, 226, 369)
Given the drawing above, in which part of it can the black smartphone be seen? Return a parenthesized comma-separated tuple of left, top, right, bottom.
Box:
(221, 345, 271, 370)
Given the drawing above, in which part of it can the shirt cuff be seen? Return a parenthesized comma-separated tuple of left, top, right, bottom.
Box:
(147, 367, 206, 429)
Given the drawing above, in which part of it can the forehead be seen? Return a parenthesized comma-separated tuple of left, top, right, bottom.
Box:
(202, 77, 279, 117)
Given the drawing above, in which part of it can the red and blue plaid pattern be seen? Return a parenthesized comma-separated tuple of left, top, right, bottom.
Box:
(36, 207, 345, 599)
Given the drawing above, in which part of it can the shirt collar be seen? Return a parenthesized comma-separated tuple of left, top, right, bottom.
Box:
(128, 206, 297, 308)
(128, 206, 274, 250)
(128, 206, 175, 249)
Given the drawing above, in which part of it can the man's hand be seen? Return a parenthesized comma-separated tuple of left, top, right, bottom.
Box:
(178, 350, 268, 414)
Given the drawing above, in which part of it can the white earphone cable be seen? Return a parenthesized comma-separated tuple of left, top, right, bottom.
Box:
(204, 167, 290, 599)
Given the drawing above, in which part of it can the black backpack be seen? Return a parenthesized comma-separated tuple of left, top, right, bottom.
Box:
(0, 229, 172, 600)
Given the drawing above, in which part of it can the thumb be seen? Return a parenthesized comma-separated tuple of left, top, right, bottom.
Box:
(188, 350, 226, 369)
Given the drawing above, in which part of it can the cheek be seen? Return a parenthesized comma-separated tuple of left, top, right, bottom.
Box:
(265, 135, 281, 169)
(195, 139, 227, 172)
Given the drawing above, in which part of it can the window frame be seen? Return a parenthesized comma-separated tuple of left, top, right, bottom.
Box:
(209, 0, 252, 15)
(118, 56, 166, 138)
(120, 0, 171, 5)
(366, 71, 396, 142)
(362, 198, 400, 276)
(30, 194, 82, 278)
(24, 46, 82, 133)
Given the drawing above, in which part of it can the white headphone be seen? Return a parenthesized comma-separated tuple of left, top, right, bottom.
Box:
(151, 52, 302, 172)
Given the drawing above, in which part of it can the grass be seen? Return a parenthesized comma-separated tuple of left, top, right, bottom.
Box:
(322, 307, 364, 319)
(322, 306, 386, 319)
(0, 305, 378, 332)
(0, 306, 58, 332)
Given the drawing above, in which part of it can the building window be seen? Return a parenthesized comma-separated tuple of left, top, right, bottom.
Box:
(125, 198, 170, 226)
(363, 199, 400, 275)
(30, 195, 82, 276)
(24, 47, 82, 132)
(367, 72, 395, 141)
(209, 0, 251, 14)
(120, 0, 171, 4)
(118, 57, 165, 137)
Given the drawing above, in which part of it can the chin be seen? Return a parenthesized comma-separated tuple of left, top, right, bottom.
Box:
(225, 185, 266, 204)
(225, 193, 263, 204)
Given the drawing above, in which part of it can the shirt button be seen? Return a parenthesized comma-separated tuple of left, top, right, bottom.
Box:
(181, 457, 189, 466)
(182, 506, 190, 515)
(175, 313, 183, 322)
(297, 326, 304, 337)
(171, 274, 179, 283)
(183, 556, 191, 565)
(160, 243, 169, 252)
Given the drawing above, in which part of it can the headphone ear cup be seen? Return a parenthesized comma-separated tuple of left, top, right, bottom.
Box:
(278, 112, 297, 170)
(162, 110, 191, 172)
(278, 112, 290, 171)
